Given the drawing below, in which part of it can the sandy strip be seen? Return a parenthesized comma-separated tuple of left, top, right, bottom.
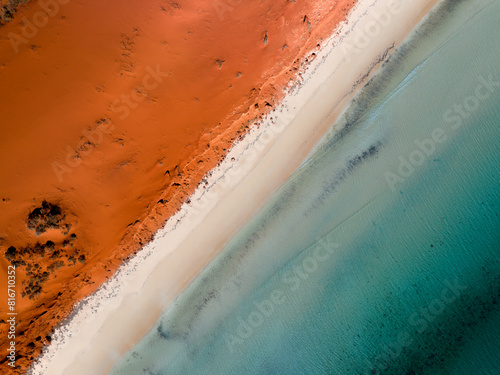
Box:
(28, 0, 442, 373)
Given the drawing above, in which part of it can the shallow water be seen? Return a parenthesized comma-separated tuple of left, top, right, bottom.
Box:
(110, 0, 500, 373)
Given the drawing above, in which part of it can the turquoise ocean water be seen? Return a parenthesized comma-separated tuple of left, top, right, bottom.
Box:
(110, 0, 500, 373)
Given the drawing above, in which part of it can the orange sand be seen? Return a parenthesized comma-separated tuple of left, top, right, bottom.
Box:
(0, 0, 355, 373)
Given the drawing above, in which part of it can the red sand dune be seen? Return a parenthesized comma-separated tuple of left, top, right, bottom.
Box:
(0, 0, 355, 372)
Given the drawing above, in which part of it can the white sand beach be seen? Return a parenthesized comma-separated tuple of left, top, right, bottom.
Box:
(28, 0, 442, 373)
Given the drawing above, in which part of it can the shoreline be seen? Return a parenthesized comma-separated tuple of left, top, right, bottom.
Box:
(0, 1, 358, 372)
(28, 0, 443, 373)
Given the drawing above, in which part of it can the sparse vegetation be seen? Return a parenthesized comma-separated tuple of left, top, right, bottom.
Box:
(21, 271, 49, 299)
(0, 0, 32, 24)
(4, 220, 86, 300)
(27, 201, 65, 235)
(5, 245, 16, 261)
